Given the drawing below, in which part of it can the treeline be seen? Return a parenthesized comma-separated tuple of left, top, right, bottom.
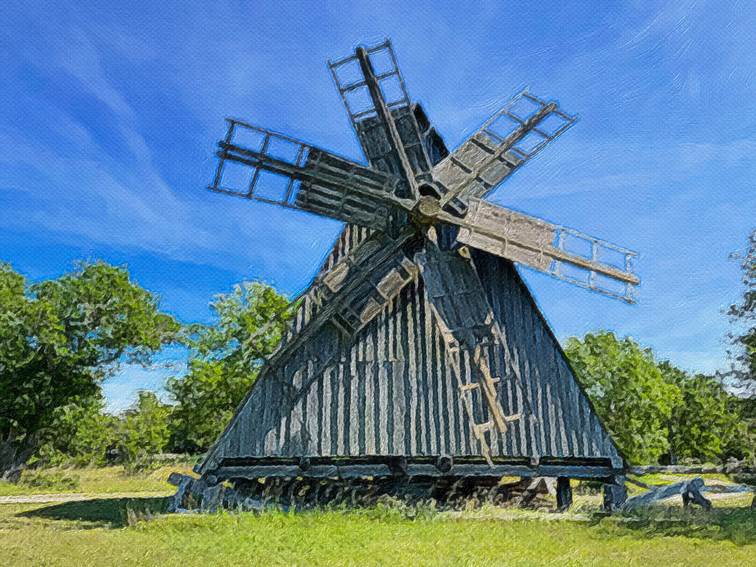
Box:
(37, 329, 753, 472)
(29, 280, 291, 471)
(0, 262, 289, 476)
(566, 332, 752, 464)
(1, 230, 754, 476)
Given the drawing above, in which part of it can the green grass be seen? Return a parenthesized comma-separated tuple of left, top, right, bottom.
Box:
(0, 498, 753, 566)
(0, 464, 196, 496)
(0, 466, 753, 566)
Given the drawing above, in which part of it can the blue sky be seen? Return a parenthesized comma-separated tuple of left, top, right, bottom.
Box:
(1, 1, 754, 412)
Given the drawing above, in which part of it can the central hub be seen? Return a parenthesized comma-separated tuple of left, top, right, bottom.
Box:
(412, 195, 441, 225)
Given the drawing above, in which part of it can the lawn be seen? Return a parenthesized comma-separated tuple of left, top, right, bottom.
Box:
(0, 468, 753, 566)
(0, 463, 196, 497)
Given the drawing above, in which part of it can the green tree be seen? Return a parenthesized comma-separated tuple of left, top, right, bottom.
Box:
(117, 391, 171, 471)
(660, 363, 746, 462)
(728, 228, 755, 392)
(167, 282, 291, 452)
(0, 261, 177, 478)
(35, 395, 116, 467)
(565, 331, 682, 464)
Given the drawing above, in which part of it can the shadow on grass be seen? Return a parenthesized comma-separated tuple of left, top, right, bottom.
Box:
(592, 506, 755, 546)
(19, 497, 169, 528)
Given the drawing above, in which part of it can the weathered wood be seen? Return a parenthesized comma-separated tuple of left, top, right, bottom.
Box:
(623, 477, 712, 511)
(556, 477, 573, 511)
(430, 92, 565, 203)
(444, 199, 639, 288)
(630, 463, 756, 475)
(603, 476, 627, 512)
(355, 46, 422, 195)
(211, 460, 620, 482)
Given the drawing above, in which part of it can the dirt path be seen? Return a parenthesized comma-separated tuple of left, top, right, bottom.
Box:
(0, 492, 169, 504)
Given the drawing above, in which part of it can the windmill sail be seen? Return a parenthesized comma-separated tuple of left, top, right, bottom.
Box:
(211, 119, 413, 230)
(442, 198, 639, 302)
(329, 40, 432, 187)
(432, 91, 576, 207)
(415, 239, 529, 462)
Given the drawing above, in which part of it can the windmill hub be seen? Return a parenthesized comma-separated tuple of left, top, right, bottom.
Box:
(411, 194, 441, 225)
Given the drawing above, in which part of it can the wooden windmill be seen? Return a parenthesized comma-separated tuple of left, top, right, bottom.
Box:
(197, 40, 638, 509)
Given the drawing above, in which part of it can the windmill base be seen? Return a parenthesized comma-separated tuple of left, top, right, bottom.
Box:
(209, 455, 622, 482)
(189, 456, 625, 512)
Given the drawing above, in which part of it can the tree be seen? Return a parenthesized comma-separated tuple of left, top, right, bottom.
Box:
(728, 228, 755, 393)
(660, 363, 746, 462)
(117, 391, 171, 471)
(565, 331, 682, 464)
(35, 395, 116, 467)
(167, 282, 291, 453)
(0, 261, 177, 478)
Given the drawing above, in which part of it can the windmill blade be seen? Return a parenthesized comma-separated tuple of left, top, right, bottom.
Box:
(210, 119, 415, 231)
(268, 228, 421, 373)
(311, 227, 421, 337)
(439, 198, 640, 302)
(329, 40, 433, 193)
(414, 238, 530, 463)
(430, 91, 576, 212)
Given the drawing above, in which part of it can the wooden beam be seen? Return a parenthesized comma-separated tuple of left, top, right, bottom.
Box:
(355, 46, 418, 196)
(602, 475, 627, 513)
(556, 477, 573, 511)
(212, 461, 619, 482)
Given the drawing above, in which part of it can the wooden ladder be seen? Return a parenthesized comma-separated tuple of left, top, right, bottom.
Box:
(445, 340, 522, 465)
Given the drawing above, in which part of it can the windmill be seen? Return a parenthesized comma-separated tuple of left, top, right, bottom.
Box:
(197, 40, 638, 510)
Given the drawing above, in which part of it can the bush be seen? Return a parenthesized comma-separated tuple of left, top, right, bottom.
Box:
(167, 282, 291, 453)
(35, 396, 116, 467)
(19, 469, 80, 491)
(662, 365, 751, 462)
(116, 391, 171, 472)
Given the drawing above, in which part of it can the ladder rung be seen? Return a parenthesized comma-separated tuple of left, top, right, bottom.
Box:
(366, 40, 392, 55)
(328, 53, 358, 69)
(474, 421, 494, 434)
(375, 70, 398, 82)
(450, 155, 473, 174)
(470, 136, 497, 154)
(386, 99, 409, 109)
(339, 71, 398, 94)
(351, 108, 377, 120)
(459, 383, 480, 393)
(504, 413, 522, 423)
(340, 79, 366, 93)
(521, 92, 548, 106)
(504, 111, 526, 125)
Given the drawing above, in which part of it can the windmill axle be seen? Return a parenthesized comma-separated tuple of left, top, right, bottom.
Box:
(411, 194, 442, 225)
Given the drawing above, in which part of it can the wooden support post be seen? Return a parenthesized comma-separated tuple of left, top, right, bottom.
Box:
(556, 477, 573, 511)
(602, 475, 627, 513)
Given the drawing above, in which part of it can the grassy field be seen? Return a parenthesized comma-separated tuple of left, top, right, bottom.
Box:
(0, 463, 196, 496)
(0, 467, 753, 566)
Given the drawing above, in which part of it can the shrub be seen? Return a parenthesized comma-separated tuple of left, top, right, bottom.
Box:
(116, 391, 171, 472)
